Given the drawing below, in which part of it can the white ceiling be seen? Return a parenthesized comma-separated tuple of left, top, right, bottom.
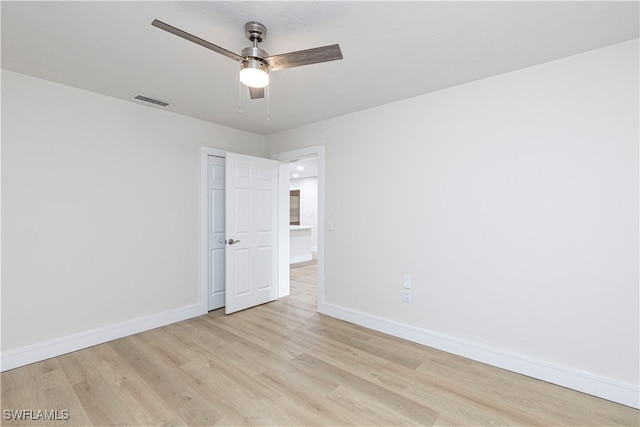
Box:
(2, 1, 638, 136)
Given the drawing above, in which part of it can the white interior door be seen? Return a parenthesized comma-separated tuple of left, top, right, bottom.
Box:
(225, 153, 279, 314)
(207, 155, 225, 310)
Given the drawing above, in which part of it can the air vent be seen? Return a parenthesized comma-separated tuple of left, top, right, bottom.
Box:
(130, 94, 172, 108)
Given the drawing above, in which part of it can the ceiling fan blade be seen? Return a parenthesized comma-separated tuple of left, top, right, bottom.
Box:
(266, 44, 343, 71)
(248, 87, 265, 100)
(151, 19, 243, 62)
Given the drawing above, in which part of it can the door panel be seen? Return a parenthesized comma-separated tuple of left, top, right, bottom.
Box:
(256, 246, 272, 290)
(225, 153, 280, 314)
(211, 250, 225, 292)
(234, 188, 251, 234)
(234, 248, 251, 295)
(257, 190, 272, 231)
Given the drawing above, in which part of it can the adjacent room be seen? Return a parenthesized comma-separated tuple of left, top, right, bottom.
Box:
(2, 1, 638, 425)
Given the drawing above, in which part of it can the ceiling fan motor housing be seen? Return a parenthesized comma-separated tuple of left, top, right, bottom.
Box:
(241, 46, 270, 73)
(241, 46, 269, 60)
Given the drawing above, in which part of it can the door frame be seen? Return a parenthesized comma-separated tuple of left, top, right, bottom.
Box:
(200, 147, 322, 313)
(271, 145, 325, 311)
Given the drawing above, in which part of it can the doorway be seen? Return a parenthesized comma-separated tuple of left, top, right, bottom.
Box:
(272, 146, 325, 310)
(288, 157, 318, 263)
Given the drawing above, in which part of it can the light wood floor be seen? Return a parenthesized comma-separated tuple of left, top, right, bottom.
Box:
(2, 261, 638, 426)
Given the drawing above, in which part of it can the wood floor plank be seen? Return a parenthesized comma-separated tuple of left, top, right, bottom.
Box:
(2, 259, 638, 426)
(57, 347, 103, 387)
(256, 370, 356, 426)
(308, 321, 424, 370)
(176, 361, 274, 426)
(284, 320, 411, 393)
(108, 336, 223, 425)
(72, 376, 142, 426)
(1, 359, 88, 427)
(1, 365, 41, 410)
(294, 352, 440, 425)
(327, 384, 430, 426)
(33, 366, 92, 427)
(92, 344, 178, 425)
(294, 325, 539, 425)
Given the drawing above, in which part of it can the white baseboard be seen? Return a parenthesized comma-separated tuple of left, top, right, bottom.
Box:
(290, 254, 313, 264)
(318, 301, 640, 409)
(1, 303, 205, 372)
(3, 299, 637, 409)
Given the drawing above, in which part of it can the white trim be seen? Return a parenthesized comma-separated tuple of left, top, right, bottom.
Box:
(318, 301, 640, 409)
(290, 254, 313, 264)
(271, 146, 325, 310)
(277, 161, 291, 297)
(1, 304, 203, 372)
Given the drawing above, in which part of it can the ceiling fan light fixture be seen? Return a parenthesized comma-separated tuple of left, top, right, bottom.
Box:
(240, 59, 269, 88)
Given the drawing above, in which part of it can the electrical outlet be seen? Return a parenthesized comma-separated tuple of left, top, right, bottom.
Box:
(403, 289, 412, 303)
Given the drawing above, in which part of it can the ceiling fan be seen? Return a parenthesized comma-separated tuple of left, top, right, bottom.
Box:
(151, 19, 343, 100)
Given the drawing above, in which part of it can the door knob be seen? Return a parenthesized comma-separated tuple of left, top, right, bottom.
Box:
(227, 238, 240, 245)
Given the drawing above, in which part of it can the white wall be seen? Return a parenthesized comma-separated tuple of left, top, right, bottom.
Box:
(1, 70, 265, 355)
(267, 40, 639, 405)
(290, 177, 318, 251)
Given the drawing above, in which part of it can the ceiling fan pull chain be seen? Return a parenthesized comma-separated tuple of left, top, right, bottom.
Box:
(267, 84, 270, 121)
